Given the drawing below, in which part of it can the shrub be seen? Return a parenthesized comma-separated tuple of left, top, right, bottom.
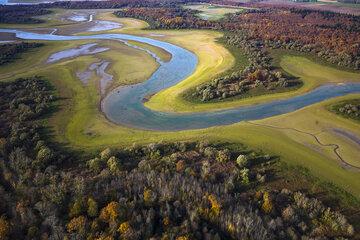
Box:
(0, 216, 10, 240)
(262, 192, 273, 214)
(236, 154, 248, 168)
(87, 157, 104, 173)
(216, 149, 231, 163)
(208, 194, 221, 216)
(100, 202, 120, 223)
(118, 221, 131, 234)
(176, 160, 185, 172)
(33, 146, 53, 168)
(201, 160, 211, 179)
(203, 147, 217, 158)
(66, 216, 86, 233)
(240, 168, 250, 185)
(69, 198, 85, 218)
(143, 188, 156, 204)
(87, 198, 98, 218)
(107, 156, 121, 174)
(100, 148, 112, 160)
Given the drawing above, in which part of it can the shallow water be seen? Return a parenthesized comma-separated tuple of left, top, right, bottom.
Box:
(68, 14, 89, 22)
(1, 28, 359, 131)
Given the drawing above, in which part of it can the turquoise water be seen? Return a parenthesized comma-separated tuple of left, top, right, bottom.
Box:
(1, 29, 359, 131)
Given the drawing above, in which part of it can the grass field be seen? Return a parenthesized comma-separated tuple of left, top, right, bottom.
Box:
(183, 4, 250, 21)
(1, 13, 360, 201)
(257, 93, 360, 168)
(126, 40, 172, 62)
(95, 40, 160, 92)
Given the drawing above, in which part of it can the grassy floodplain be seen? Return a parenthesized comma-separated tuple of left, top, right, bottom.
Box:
(145, 52, 360, 113)
(1, 12, 360, 202)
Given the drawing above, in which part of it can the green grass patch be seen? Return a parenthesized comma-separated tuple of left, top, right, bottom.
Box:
(270, 48, 360, 74)
(126, 40, 172, 62)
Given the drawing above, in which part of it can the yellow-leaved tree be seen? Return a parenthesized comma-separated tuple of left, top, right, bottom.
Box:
(0, 216, 10, 240)
(100, 201, 120, 223)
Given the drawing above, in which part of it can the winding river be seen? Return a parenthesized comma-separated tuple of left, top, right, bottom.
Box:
(1, 29, 360, 131)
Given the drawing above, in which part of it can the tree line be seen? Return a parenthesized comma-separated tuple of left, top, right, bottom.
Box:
(0, 6, 51, 24)
(0, 42, 43, 65)
(114, 5, 360, 70)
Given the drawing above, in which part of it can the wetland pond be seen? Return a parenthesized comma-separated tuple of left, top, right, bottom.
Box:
(1, 28, 360, 131)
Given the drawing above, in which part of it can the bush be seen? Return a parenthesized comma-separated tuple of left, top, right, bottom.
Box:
(0, 216, 10, 240)
(87, 198, 98, 218)
(216, 149, 231, 163)
(107, 156, 121, 174)
(236, 154, 248, 168)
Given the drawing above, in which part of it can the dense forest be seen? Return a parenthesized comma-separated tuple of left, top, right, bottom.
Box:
(0, 42, 43, 66)
(115, 6, 360, 70)
(0, 0, 204, 23)
(0, 78, 355, 239)
(50, 0, 208, 9)
(338, 0, 360, 3)
(0, 6, 51, 24)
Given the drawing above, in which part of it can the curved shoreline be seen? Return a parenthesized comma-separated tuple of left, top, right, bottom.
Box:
(1, 28, 360, 131)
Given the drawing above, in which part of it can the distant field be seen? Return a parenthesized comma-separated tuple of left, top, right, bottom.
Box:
(258, 0, 360, 15)
(183, 4, 249, 21)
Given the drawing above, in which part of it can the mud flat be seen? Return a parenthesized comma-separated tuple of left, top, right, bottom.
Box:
(332, 128, 360, 146)
(88, 20, 122, 32)
(96, 61, 112, 95)
(0, 32, 18, 41)
(77, 60, 113, 95)
(47, 43, 109, 63)
(149, 33, 165, 37)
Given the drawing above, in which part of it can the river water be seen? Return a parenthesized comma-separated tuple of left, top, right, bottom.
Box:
(1, 28, 359, 131)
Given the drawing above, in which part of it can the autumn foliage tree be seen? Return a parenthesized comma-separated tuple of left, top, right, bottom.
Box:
(100, 201, 120, 223)
(0, 216, 10, 240)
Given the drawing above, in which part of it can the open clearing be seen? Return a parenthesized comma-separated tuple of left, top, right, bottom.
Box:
(1, 13, 360, 199)
(183, 4, 250, 21)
